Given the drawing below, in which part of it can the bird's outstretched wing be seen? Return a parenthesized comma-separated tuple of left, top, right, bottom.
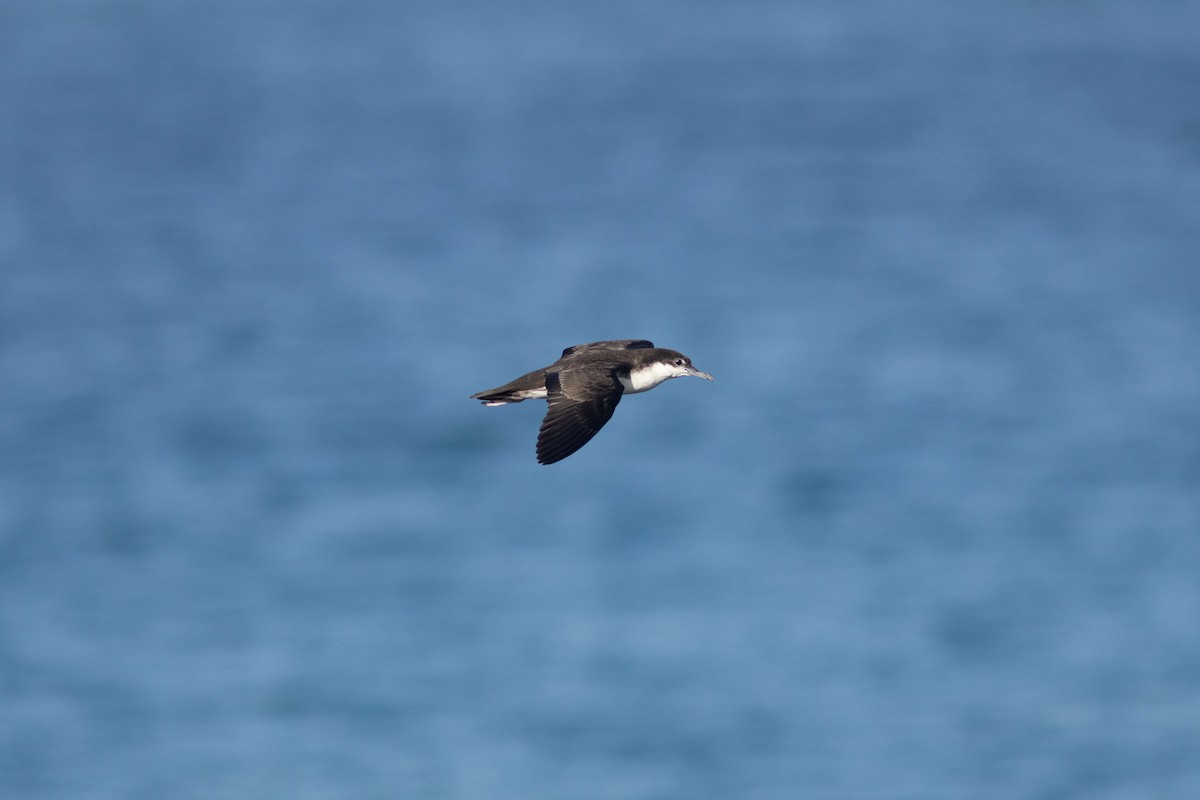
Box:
(536, 367, 623, 464)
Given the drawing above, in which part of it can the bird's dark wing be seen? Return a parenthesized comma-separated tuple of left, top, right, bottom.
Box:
(559, 340, 654, 358)
(536, 366, 624, 464)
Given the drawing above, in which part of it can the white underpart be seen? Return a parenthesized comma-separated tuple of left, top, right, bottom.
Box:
(619, 361, 688, 393)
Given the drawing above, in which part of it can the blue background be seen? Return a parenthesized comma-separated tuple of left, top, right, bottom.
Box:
(3, 2, 1199, 798)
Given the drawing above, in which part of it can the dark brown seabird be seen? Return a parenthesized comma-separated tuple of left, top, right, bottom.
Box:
(470, 340, 713, 464)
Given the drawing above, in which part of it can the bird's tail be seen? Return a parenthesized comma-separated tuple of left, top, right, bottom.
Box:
(470, 388, 525, 406)
(470, 369, 548, 406)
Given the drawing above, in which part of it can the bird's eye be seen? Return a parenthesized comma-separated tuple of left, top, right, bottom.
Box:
(674, 358, 684, 366)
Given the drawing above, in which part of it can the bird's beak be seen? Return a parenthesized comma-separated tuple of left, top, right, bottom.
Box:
(687, 366, 714, 381)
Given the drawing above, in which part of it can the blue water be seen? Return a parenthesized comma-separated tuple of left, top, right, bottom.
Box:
(3, 1, 1199, 798)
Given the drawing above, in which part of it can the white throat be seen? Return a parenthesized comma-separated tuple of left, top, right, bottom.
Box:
(619, 361, 680, 393)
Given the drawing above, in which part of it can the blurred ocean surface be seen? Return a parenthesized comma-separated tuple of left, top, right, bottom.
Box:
(2, 1, 1199, 798)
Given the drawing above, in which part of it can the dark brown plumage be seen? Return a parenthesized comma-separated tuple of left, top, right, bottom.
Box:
(471, 340, 712, 464)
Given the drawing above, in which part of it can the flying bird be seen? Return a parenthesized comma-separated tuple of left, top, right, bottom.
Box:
(470, 340, 713, 464)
